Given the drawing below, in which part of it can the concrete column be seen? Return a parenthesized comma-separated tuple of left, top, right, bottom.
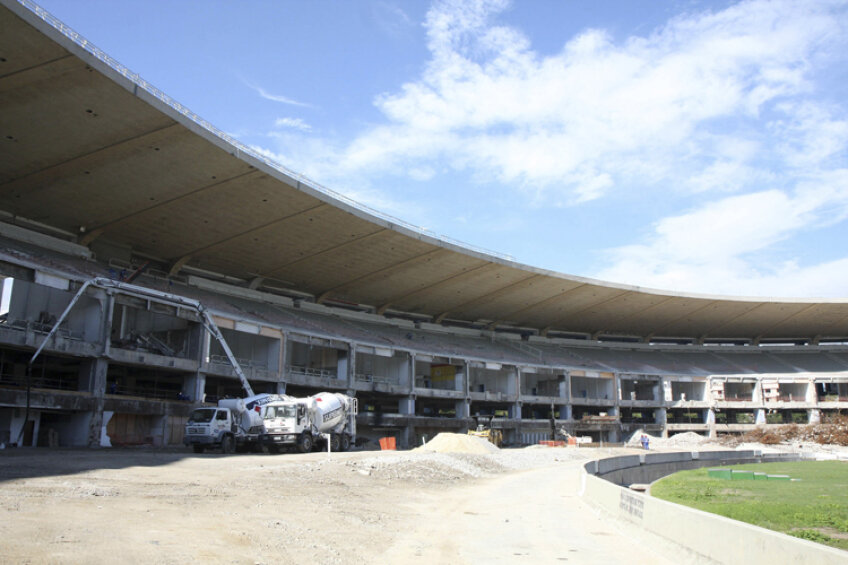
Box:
(399, 352, 413, 392)
(347, 344, 357, 389)
(336, 348, 349, 382)
(277, 332, 287, 384)
(400, 424, 413, 450)
(458, 361, 469, 395)
(455, 398, 470, 419)
(558, 374, 568, 401)
(555, 403, 566, 421)
(706, 408, 717, 438)
(408, 353, 417, 392)
(755, 409, 767, 425)
(655, 407, 668, 438)
(562, 404, 573, 420)
(510, 402, 521, 420)
(805, 380, 818, 404)
(101, 292, 115, 357)
(184, 373, 206, 403)
(187, 321, 208, 404)
(753, 379, 764, 403)
(80, 358, 108, 394)
(152, 415, 167, 447)
(612, 373, 621, 409)
(79, 358, 108, 448)
(512, 367, 521, 400)
(399, 396, 415, 415)
(808, 409, 822, 425)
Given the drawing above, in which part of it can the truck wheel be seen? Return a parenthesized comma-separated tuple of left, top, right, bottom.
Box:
(329, 434, 341, 452)
(340, 434, 351, 452)
(192, 445, 204, 454)
(297, 434, 313, 453)
(221, 434, 234, 454)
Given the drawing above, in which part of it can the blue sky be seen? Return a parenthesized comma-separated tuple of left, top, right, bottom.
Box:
(36, 0, 848, 298)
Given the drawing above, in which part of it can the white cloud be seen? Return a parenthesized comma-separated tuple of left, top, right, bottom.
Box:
(774, 102, 848, 168)
(372, 2, 414, 37)
(327, 0, 847, 203)
(273, 117, 312, 132)
(595, 171, 848, 297)
(245, 81, 313, 107)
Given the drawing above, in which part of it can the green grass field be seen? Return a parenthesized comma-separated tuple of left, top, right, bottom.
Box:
(651, 461, 848, 551)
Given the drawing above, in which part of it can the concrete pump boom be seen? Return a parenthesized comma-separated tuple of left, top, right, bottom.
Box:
(27, 276, 255, 396)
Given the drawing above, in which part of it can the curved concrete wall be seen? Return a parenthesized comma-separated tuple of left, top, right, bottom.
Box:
(579, 451, 846, 564)
(587, 449, 804, 486)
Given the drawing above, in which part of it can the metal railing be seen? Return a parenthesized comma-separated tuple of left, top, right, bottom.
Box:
(0, 317, 84, 341)
(355, 373, 396, 385)
(18, 0, 514, 264)
(288, 365, 338, 380)
(0, 372, 79, 392)
(208, 355, 270, 378)
(106, 382, 186, 402)
(817, 395, 848, 402)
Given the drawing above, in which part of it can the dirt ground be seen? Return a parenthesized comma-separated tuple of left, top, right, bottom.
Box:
(0, 443, 664, 565)
(1, 436, 844, 564)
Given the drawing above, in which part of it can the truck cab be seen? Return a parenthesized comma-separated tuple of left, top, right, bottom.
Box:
(184, 407, 236, 453)
(260, 401, 306, 452)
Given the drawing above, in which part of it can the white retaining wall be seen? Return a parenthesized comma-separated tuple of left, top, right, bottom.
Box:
(580, 453, 848, 564)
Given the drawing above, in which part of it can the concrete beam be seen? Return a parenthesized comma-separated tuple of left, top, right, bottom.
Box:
(82, 169, 260, 245)
(316, 248, 447, 304)
(266, 228, 386, 276)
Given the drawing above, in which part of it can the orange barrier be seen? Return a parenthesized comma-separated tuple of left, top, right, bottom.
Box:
(379, 437, 396, 450)
(567, 436, 577, 446)
(538, 440, 566, 447)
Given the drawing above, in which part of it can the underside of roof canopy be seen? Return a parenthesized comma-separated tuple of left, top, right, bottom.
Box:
(2, 0, 847, 342)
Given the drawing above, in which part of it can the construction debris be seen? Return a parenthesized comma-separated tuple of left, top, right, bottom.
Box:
(722, 414, 848, 447)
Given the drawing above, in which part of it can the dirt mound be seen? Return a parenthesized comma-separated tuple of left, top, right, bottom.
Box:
(414, 432, 500, 454)
(625, 429, 708, 449)
(664, 432, 710, 447)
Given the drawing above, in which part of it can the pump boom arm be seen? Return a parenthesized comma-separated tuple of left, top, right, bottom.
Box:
(28, 276, 255, 396)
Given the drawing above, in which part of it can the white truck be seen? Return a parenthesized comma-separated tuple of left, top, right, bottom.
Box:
(183, 394, 286, 453)
(260, 392, 358, 453)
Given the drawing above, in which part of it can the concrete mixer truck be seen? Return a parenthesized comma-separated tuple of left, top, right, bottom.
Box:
(183, 393, 289, 453)
(260, 392, 357, 453)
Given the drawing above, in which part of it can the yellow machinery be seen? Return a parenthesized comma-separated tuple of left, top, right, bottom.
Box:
(467, 416, 503, 447)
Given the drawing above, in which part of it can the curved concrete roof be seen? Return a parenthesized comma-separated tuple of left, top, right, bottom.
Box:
(2, 0, 848, 342)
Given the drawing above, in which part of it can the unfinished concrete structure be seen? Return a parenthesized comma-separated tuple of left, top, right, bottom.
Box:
(1, 0, 847, 448)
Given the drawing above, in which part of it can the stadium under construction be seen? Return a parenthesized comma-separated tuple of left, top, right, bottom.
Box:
(1, 0, 847, 450)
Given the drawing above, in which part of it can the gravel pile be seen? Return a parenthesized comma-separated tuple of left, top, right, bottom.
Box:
(414, 432, 500, 454)
(344, 452, 506, 482)
(625, 429, 709, 449)
(339, 443, 602, 484)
